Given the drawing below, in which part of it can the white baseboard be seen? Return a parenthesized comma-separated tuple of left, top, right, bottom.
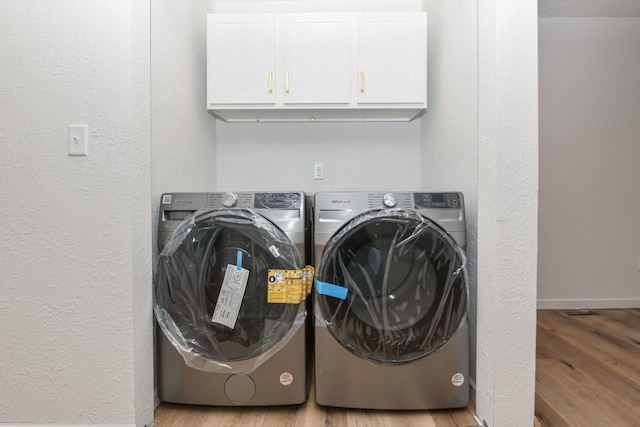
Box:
(537, 298, 640, 309)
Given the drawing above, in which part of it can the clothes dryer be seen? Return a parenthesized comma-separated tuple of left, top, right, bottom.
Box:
(313, 191, 469, 410)
(154, 191, 312, 406)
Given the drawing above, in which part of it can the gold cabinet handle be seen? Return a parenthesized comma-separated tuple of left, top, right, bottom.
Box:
(285, 72, 290, 93)
(360, 71, 365, 93)
(269, 72, 273, 93)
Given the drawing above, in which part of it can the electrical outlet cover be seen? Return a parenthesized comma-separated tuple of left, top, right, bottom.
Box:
(68, 124, 88, 156)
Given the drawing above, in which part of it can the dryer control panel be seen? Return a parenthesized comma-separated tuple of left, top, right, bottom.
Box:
(315, 191, 466, 251)
(364, 192, 461, 209)
(414, 192, 461, 209)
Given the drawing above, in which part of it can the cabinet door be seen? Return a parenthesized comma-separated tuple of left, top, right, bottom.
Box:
(279, 14, 353, 105)
(357, 13, 427, 104)
(207, 14, 276, 105)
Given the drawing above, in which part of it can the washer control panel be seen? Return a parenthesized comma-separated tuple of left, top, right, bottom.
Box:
(158, 191, 306, 251)
(367, 193, 413, 209)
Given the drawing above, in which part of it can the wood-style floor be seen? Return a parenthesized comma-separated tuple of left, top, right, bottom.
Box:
(153, 308, 640, 426)
(535, 309, 640, 427)
(154, 389, 477, 427)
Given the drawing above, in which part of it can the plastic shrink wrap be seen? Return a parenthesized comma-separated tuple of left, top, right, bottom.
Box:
(315, 209, 468, 364)
(154, 208, 306, 374)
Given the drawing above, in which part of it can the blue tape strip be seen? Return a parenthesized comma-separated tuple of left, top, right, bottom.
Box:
(236, 251, 242, 271)
(315, 280, 348, 300)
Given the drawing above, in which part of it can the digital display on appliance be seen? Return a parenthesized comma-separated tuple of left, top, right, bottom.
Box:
(254, 192, 301, 209)
(414, 193, 460, 209)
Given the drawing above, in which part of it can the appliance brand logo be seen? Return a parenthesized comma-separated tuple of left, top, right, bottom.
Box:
(331, 199, 351, 205)
(174, 199, 192, 206)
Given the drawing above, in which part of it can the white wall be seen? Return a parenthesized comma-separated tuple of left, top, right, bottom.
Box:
(150, 0, 218, 409)
(216, 121, 421, 191)
(0, 1, 153, 425)
(420, 0, 479, 389)
(476, 0, 538, 425)
(538, 17, 640, 309)
(422, 4, 539, 426)
(132, 1, 154, 425)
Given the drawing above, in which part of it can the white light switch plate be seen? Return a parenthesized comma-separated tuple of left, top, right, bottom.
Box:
(68, 124, 88, 156)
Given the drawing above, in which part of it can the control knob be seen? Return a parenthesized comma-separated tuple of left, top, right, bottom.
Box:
(382, 193, 397, 208)
(222, 192, 238, 208)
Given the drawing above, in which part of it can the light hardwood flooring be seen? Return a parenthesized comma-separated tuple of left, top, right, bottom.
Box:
(154, 383, 478, 426)
(535, 309, 640, 426)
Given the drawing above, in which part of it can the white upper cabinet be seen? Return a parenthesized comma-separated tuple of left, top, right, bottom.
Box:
(357, 13, 427, 104)
(207, 14, 276, 105)
(279, 14, 353, 104)
(207, 12, 427, 122)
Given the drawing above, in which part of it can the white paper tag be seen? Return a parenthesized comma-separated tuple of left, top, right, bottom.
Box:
(269, 245, 280, 258)
(211, 264, 250, 329)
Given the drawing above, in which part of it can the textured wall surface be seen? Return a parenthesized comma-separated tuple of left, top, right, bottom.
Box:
(132, 1, 155, 426)
(538, 17, 640, 309)
(476, 0, 538, 426)
(420, 0, 479, 389)
(0, 1, 153, 425)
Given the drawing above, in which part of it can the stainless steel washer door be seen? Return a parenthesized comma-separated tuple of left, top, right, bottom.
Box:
(316, 209, 468, 364)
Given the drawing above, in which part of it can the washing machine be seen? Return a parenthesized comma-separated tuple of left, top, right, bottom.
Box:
(313, 191, 469, 410)
(154, 191, 313, 406)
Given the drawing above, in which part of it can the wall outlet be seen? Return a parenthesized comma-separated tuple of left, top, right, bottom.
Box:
(314, 162, 324, 180)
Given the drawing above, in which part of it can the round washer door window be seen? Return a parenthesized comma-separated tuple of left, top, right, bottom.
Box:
(316, 209, 467, 364)
(154, 208, 302, 371)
